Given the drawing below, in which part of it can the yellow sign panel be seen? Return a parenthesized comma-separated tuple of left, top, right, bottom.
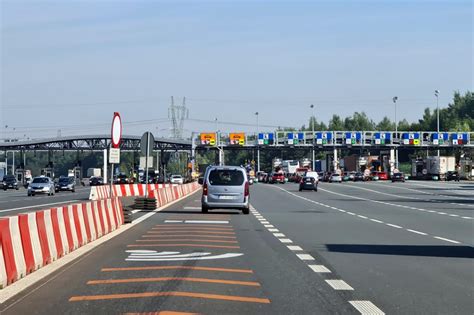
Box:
(229, 133, 245, 146)
(200, 133, 216, 146)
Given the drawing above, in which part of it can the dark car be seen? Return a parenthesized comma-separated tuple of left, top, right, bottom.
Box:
(90, 176, 104, 186)
(299, 176, 318, 192)
(446, 171, 460, 182)
(392, 172, 405, 182)
(2, 175, 19, 191)
(55, 176, 76, 192)
(354, 172, 365, 182)
(114, 174, 129, 184)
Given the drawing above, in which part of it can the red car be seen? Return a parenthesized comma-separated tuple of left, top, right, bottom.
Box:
(376, 172, 388, 180)
(270, 172, 286, 184)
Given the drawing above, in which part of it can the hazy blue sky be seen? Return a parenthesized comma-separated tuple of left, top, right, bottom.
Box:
(1, 0, 472, 139)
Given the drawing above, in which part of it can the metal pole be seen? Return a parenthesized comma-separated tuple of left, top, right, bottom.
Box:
(435, 90, 440, 157)
(145, 132, 149, 198)
(393, 96, 398, 169)
(256, 112, 260, 172)
(12, 151, 15, 176)
(311, 104, 315, 171)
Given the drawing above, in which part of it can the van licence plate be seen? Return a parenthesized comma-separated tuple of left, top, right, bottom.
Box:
(219, 195, 234, 200)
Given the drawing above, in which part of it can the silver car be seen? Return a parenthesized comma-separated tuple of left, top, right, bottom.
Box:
(200, 166, 250, 214)
(28, 176, 55, 196)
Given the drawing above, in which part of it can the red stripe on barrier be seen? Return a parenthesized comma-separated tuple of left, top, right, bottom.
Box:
(17, 214, 35, 274)
(120, 185, 127, 197)
(91, 202, 100, 238)
(50, 208, 64, 258)
(137, 184, 144, 196)
(62, 206, 75, 253)
(72, 205, 84, 246)
(97, 201, 106, 235)
(110, 199, 119, 228)
(0, 218, 17, 284)
(102, 200, 112, 233)
(81, 203, 92, 243)
(35, 211, 51, 266)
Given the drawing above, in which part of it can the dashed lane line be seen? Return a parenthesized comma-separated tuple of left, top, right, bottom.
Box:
(349, 300, 385, 315)
(249, 204, 384, 315)
(87, 277, 261, 287)
(274, 186, 466, 245)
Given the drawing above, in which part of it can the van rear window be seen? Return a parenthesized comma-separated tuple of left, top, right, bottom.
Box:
(209, 170, 244, 186)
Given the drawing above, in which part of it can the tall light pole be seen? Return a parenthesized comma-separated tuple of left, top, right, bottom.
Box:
(392, 96, 398, 170)
(310, 104, 315, 171)
(255, 112, 260, 173)
(435, 90, 440, 157)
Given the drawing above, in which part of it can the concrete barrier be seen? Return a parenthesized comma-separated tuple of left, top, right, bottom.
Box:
(89, 183, 197, 201)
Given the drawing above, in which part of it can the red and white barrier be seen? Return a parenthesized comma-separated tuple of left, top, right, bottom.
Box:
(0, 197, 123, 289)
(89, 183, 196, 201)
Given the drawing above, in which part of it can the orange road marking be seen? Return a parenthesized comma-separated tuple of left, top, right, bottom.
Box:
(142, 234, 236, 239)
(101, 266, 253, 273)
(69, 291, 271, 304)
(127, 244, 240, 249)
(156, 224, 232, 228)
(88, 277, 260, 287)
(136, 239, 238, 244)
(152, 227, 234, 231)
(147, 231, 235, 235)
(124, 312, 199, 315)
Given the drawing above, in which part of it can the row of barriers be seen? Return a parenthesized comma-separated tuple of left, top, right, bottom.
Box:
(1, 182, 201, 289)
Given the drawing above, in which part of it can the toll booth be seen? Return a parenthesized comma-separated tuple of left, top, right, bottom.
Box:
(41, 168, 55, 178)
(15, 168, 25, 184)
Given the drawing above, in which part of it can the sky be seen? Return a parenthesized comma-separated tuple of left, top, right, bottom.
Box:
(1, 0, 472, 140)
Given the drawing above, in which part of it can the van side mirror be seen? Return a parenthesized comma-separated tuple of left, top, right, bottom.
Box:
(198, 178, 204, 185)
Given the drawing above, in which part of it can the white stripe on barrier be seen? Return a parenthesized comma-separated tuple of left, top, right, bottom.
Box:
(77, 205, 88, 246)
(100, 199, 109, 234)
(27, 213, 43, 270)
(86, 202, 97, 241)
(67, 205, 79, 250)
(0, 242, 7, 288)
(92, 201, 103, 238)
(105, 199, 116, 231)
(9, 217, 27, 280)
(43, 211, 58, 261)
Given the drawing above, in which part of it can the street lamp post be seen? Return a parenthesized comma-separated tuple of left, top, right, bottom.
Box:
(255, 112, 260, 173)
(393, 96, 398, 170)
(310, 104, 315, 171)
(435, 90, 440, 157)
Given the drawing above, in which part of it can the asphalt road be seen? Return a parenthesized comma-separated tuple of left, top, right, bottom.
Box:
(0, 186, 91, 217)
(1, 180, 473, 314)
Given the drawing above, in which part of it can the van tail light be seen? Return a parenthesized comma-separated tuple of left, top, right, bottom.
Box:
(203, 183, 208, 196)
(244, 181, 249, 197)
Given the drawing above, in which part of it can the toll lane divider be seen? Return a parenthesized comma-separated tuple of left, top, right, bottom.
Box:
(89, 183, 196, 201)
(0, 198, 124, 289)
(0, 182, 199, 290)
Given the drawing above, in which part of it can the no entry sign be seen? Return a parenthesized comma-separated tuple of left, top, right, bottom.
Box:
(111, 112, 122, 148)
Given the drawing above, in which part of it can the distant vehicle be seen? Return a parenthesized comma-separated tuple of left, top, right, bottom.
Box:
(115, 173, 129, 184)
(282, 160, 299, 175)
(89, 176, 104, 186)
(299, 176, 318, 192)
(86, 168, 102, 178)
(270, 172, 286, 184)
(391, 172, 405, 183)
(353, 172, 365, 182)
(2, 175, 19, 191)
(348, 171, 356, 181)
(256, 172, 267, 182)
(28, 176, 55, 196)
(322, 172, 332, 182)
(170, 175, 184, 185)
(200, 166, 250, 214)
(330, 174, 342, 183)
(304, 171, 319, 183)
(445, 171, 460, 182)
(376, 172, 388, 180)
(55, 176, 76, 192)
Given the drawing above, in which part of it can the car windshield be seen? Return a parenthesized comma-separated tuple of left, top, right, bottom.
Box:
(208, 169, 244, 186)
(32, 178, 49, 184)
(59, 178, 70, 183)
(3, 175, 15, 180)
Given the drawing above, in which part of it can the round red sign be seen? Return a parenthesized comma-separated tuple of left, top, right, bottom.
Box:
(111, 112, 122, 148)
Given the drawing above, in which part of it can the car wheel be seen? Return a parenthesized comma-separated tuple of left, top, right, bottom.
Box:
(27, 192, 31, 196)
(15, 187, 19, 190)
(314, 187, 318, 192)
(72, 189, 75, 193)
(201, 206, 209, 213)
(299, 187, 302, 192)
(242, 207, 250, 215)
(31, 192, 35, 196)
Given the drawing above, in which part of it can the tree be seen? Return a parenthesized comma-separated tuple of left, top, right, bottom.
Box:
(376, 116, 395, 130)
(328, 115, 344, 130)
(344, 112, 375, 130)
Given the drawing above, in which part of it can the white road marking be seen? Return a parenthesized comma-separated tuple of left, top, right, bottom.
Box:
(131, 210, 141, 214)
(433, 236, 461, 244)
(279, 238, 293, 244)
(370, 219, 384, 223)
(308, 265, 331, 273)
(0, 200, 81, 213)
(261, 221, 270, 224)
(273, 233, 286, 237)
(164, 220, 184, 223)
(296, 254, 315, 261)
(325, 279, 354, 290)
(287, 245, 303, 251)
(126, 250, 243, 261)
(461, 216, 472, 219)
(184, 220, 229, 224)
(406, 229, 427, 236)
(357, 215, 368, 219)
(264, 225, 274, 228)
(386, 223, 402, 229)
(349, 300, 385, 315)
(183, 206, 201, 210)
(347, 212, 356, 215)
(268, 228, 279, 232)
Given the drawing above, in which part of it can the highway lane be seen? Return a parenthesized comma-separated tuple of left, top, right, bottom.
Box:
(0, 186, 91, 217)
(250, 181, 474, 315)
(1, 190, 360, 315)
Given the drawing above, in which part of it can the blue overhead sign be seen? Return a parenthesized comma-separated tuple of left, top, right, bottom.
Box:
(374, 132, 391, 145)
(287, 132, 304, 145)
(316, 132, 333, 145)
(345, 132, 362, 145)
(452, 133, 468, 145)
(431, 133, 449, 145)
(258, 133, 274, 145)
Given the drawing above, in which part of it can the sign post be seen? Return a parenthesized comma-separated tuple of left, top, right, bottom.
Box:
(110, 112, 122, 197)
(141, 132, 155, 198)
